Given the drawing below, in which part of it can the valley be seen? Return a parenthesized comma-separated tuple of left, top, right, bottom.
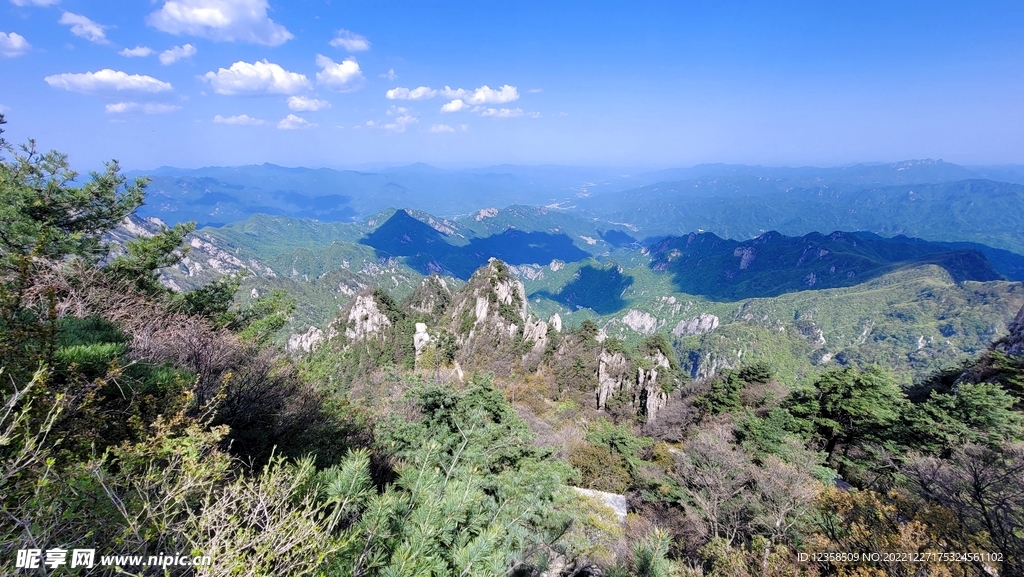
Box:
(139, 190, 1024, 388)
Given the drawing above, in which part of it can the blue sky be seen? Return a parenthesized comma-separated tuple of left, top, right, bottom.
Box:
(1, 0, 1023, 171)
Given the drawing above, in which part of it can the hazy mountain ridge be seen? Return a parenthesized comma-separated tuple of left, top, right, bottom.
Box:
(647, 229, 1009, 300)
(129, 161, 1024, 250)
(581, 178, 1024, 254)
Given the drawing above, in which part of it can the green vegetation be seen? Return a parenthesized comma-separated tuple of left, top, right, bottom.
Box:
(4, 116, 1024, 576)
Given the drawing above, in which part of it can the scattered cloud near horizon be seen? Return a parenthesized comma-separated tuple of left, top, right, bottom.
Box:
(106, 102, 181, 114)
(213, 113, 265, 125)
(287, 96, 330, 111)
(45, 69, 173, 93)
(278, 113, 315, 130)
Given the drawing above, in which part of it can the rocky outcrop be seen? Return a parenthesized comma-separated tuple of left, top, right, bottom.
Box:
(672, 314, 719, 337)
(341, 293, 391, 341)
(407, 275, 452, 316)
(686, 349, 740, 380)
(413, 322, 432, 364)
(287, 326, 324, 354)
(596, 348, 674, 422)
(572, 487, 627, 524)
(445, 259, 557, 373)
(620, 309, 660, 335)
(549, 313, 563, 333)
(597, 351, 632, 409)
(996, 305, 1024, 356)
(522, 318, 549, 351)
(449, 260, 528, 341)
(637, 351, 671, 422)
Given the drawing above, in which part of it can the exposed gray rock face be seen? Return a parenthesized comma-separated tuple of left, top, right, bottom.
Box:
(672, 314, 720, 337)
(522, 318, 549, 351)
(688, 350, 740, 380)
(287, 326, 324, 354)
(548, 313, 562, 333)
(572, 487, 628, 525)
(493, 275, 528, 322)
(734, 246, 755, 269)
(997, 305, 1024, 356)
(620, 309, 660, 335)
(597, 350, 631, 409)
(596, 349, 674, 423)
(413, 322, 431, 362)
(637, 351, 671, 422)
(343, 294, 391, 341)
(451, 260, 529, 341)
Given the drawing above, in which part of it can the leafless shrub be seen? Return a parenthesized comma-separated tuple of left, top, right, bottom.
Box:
(903, 442, 1024, 576)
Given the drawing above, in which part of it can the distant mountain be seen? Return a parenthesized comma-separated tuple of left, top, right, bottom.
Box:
(635, 159, 991, 189)
(646, 230, 1011, 301)
(129, 161, 1024, 246)
(360, 209, 591, 278)
(128, 163, 622, 226)
(581, 179, 1024, 254)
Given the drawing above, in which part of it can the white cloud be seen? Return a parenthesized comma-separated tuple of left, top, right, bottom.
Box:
(10, 0, 59, 7)
(315, 54, 364, 92)
(0, 32, 31, 57)
(467, 84, 518, 104)
(429, 124, 454, 133)
(386, 86, 436, 100)
(460, 124, 468, 131)
(380, 68, 396, 80)
(329, 29, 369, 51)
(105, 102, 181, 114)
(383, 114, 416, 133)
(479, 107, 524, 118)
(44, 69, 173, 93)
(440, 84, 518, 105)
(213, 113, 264, 125)
(528, 88, 543, 93)
(440, 99, 467, 113)
(159, 43, 196, 65)
(277, 113, 315, 130)
(59, 12, 109, 44)
(364, 108, 417, 133)
(147, 0, 292, 46)
(143, 103, 182, 114)
(120, 45, 153, 57)
(105, 102, 138, 113)
(287, 95, 330, 111)
(203, 60, 309, 95)
(472, 106, 538, 119)
(0, 104, 9, 113)
(440, 86, 466, 99)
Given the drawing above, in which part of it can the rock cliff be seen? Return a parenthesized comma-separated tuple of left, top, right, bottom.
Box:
(996, 305, 1024, 357)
